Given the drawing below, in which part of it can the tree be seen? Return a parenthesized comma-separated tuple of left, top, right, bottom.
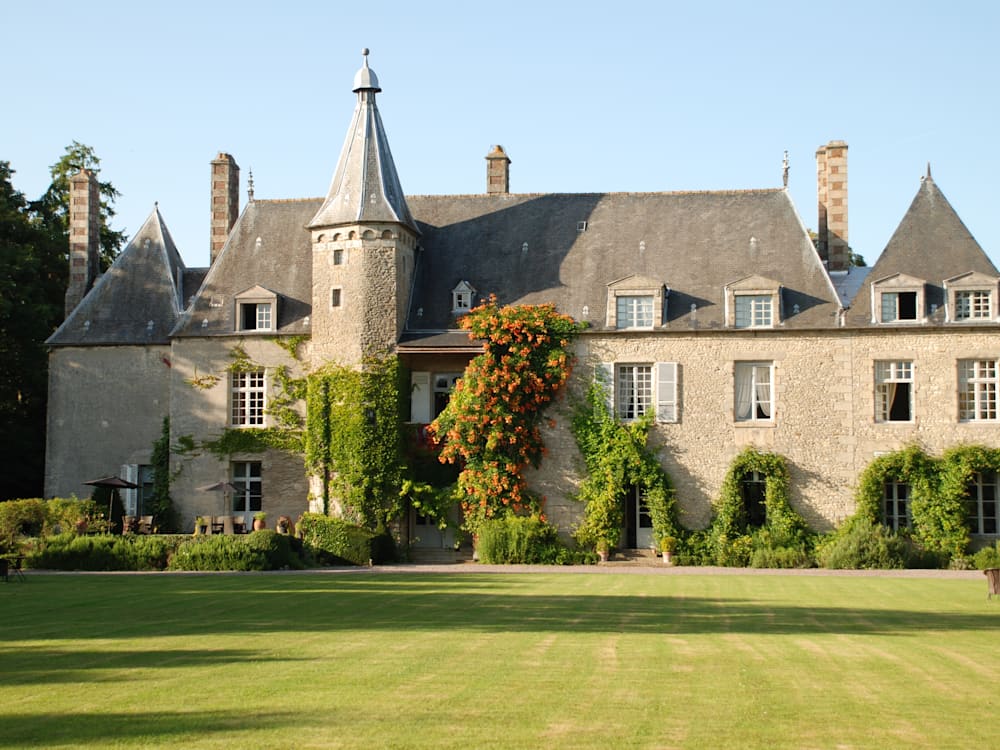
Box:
(32, 141, 126, 268)
(0, 162, 66, 498)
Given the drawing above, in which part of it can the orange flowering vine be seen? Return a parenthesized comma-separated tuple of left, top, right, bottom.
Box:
(428, 297, 583, 531)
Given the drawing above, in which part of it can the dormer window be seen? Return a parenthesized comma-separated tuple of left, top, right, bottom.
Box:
(452, 281, 476, 314)
(945, 272, 999, 323)
(725, 275, 781, 329)
(606, 275, 665, 330)
(234, 286, 279, 332)
(871, 273, 925, 325)
(734, 295, 773, 328)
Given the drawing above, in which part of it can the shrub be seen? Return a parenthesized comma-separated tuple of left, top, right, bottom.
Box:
(27, 533, 187, 571)
(815, 518, 909, 570)
(167, 531, 301, 571)
(477, 515, 559, 564)
(0, 499, 47, 547)
(297, 512, 381, 566)
(748, 528, 814, 568)
(973, 542, 1000, 570)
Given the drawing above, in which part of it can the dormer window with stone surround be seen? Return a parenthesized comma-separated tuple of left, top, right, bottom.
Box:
(606, 275, 665, 330)
(945, 272, 999, 323)
(452, 280, 476, 314)
(871, 273, 925, 324)
(235, 286, 279, 332)
(725, 275, 781, 329)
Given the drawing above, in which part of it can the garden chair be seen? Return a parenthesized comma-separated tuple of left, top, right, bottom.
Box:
(211, 516, 225, 534)
(138, 516, 154, 534)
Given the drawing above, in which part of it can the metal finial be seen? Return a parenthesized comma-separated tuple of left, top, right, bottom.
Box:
(362, 47, 370, 59)
(926, 162, 932, 180)
(247, 169, 255, 202)
(782, 150, 789, 188)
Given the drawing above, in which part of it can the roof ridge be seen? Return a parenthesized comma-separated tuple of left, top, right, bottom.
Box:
(407, 188, 786, 199)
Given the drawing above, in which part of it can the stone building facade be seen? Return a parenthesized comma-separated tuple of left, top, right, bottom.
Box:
(46, 52, 1000, 547)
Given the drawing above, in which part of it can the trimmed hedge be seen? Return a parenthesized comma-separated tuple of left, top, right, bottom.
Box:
(167, 531, 302, 571)
(297, 512, 392, 565)
(27, 533, 187, 571)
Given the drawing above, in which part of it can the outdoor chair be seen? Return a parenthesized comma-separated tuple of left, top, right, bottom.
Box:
(138, 516, 154, 534)
(232, 517, 247, 534)
(211, 516, 225, 534)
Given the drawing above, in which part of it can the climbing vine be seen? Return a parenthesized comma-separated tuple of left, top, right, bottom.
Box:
(707, 447, 810, 565)
(571, 377, 677, 553)
(304, 355, 406, 530)
(148, 416, 178, 532)
(429, 298, 582, 532)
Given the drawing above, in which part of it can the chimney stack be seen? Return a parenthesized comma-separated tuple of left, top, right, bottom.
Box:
(64, 169, 100, 317)
(210, 153, 240, 263)
(816, 140, 849, 272)
(485, 145, 510, 195)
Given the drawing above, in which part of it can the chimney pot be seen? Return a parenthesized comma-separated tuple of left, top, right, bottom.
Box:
(485, 145, 510, 195)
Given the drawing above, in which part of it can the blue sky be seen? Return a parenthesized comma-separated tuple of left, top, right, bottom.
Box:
(4, 1, 998, 269)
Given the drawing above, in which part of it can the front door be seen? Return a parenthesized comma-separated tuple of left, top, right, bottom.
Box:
(623, 485, 654, 549)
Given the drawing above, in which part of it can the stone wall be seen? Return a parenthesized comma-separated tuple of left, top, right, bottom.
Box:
(45, 345, 171, 498)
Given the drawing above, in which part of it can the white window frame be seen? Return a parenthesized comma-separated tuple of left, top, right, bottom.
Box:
(958, 359, 998, 422)
(238, 301, 273, 331)
(734, 294, 773, 329)
(734, 362, 773, 423)
(231, 370, 266, 427)
(874, 360, 913, 423)
(883, 481, 911, 531)
(232, 461, 263, 514)
(955, 290, 992, 320)
(452, 281, 476, 314)
(602, 362, 678, 423)
(965, 471, 998, 535)
(615, 295, 655, 330)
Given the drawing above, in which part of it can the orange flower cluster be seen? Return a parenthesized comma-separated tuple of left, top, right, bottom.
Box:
(428, 297, 582, 530)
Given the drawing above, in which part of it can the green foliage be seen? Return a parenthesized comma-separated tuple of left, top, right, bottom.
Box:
(272, 334, 308, 360)
(305, 357, 405, 529)
(202, 427, 304, 456)
(972, 542, 1000, 570)
(748, 527, 814, 569)
(707, 447, 811, 566)
(28, 533, 186, 571)
(0, 498, 47, 547)
(815, 517, 909, 570)
(167, 530, 302, 571)
(571, 377, 677, 554)
(401, 479, 459, 531)
(297, 512, 387, 566)
(149, 417, 178, 532)
(476, 515, 559, 564)
(430, 298, 582, 532)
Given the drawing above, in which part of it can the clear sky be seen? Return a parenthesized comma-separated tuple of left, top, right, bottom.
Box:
(3, 1, 998, 270)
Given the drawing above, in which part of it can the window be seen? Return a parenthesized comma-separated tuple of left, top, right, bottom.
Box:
(331, 288, 342, 308)
(884, 482, 911, 531)
(231, 370, 266, 427)
(734, 362, 773, 422)
(958, 359, 998, 422)
(232, 461, 263, 514)
(735, 295, 773, 328)
(616, 295, 654, 329)
(965, 471, 997, 535)
(955, 290, 991, 320)
(240, 302, 273, 331)
(137, 465, 155, 516)
(452, 280, 476, 313)
(433, 374, 462, 418)
(880, 291, 918, 322)
(333, 248, 344, 265)
(741, 471, 767, 527)
(875, 361, 913, 422)
(617, 364, 652, 420)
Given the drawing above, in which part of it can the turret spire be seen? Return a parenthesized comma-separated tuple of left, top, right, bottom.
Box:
(308, 49, 416, 232)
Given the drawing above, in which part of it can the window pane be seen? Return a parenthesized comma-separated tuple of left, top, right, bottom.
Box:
(617, 364, 652, 419)
(616, 296, 653, 329)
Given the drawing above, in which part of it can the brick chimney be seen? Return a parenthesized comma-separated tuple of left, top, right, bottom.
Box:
(64, 169, 100, 317)
(210, 153, 240, 263)
(816, 140, 849, 272)
(486, 145, 510, 194)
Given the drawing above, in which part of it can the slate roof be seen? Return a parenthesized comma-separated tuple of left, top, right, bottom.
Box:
(172, 199, 314, 337)
(47, 206, 186, 346)
(845, 175, 998, 326)
(402, 189, 842, 342)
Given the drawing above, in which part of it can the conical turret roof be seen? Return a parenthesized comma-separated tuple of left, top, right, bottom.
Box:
(308, 49, 417, 233)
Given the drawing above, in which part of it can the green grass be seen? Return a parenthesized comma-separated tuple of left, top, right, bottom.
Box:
(0, 570, 996, 749)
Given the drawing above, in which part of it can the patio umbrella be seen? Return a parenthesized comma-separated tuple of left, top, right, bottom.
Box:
(198, 481, 241, 515)
(82, 476, 138, 529)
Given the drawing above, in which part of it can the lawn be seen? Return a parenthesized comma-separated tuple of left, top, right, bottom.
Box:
(0, 569, 996, 749)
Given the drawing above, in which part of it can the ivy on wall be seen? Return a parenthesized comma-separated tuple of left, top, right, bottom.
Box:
(148, 416, 178, 532)
(571, 378, 677, 553)
(429, 297, 582, 532)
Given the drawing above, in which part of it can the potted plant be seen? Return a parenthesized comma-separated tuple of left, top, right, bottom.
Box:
(974, 542, 1000, 598)
(659, 535, 677, 565)
(253, 512, 267, 531)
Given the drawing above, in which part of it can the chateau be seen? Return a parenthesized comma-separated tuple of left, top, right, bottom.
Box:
(45, 52, 1000, 548)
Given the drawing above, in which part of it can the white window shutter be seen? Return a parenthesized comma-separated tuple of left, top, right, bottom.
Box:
(596, 363, 615, 416)
(410, 372, 431, 423)
(122, 464, 138, 515)
(656, 362, 678, 423)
